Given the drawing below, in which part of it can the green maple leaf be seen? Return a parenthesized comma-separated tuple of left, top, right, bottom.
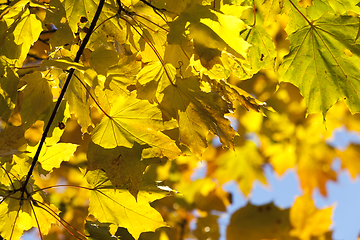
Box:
(241, 23, 277, 73)
(260, 0, 284, 26)
(278, 12, 360, 117)
(159, 76, 236, 156)
(86, 170, 172, 240)
(91, 92, 180, 159)
(326, 0, 360, 14)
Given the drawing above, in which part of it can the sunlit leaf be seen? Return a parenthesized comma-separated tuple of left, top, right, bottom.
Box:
(241, 23, 277, 73)
(279, 12, 360, 117)
(261, 0, 283, 26)
(91, 92, 181, 159)
(86, 170, 170, 239)
(168, 5, 250, 58)
(136, 61, 176, 102)
(0, 186, 60, 240)
(37, 143, 78, 173)
(0, 4, 43, 66)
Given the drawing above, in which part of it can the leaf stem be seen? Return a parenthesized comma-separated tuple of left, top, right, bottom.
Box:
(288, 0, 312, 25)
(34, 200, 88, 240)
(250, 0, 256, 27)
(20, 0, 106, 197)
(73, 73, 112, 119)
(32, 184, 95, 193)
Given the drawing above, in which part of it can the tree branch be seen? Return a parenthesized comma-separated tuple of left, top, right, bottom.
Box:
(20, 0, 106, 197)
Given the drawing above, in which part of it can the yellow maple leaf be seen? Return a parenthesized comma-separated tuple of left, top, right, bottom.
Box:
(290, 193, 333, 240)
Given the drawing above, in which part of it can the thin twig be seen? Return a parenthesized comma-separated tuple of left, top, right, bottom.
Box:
(21, 0, 106, 198)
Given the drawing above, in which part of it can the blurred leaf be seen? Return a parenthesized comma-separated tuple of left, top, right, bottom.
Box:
(337, 144, 360, 178)
(227, 202, 295, 240)
(213, 141, 266, 196)
(290, 193, 333, 240)
(193, 215, 220, 240)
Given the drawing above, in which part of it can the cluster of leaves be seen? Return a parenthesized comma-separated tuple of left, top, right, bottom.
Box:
(0, 0, 360, 239)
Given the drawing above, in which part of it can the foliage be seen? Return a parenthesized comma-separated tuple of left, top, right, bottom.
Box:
(0, 0, 359, 239)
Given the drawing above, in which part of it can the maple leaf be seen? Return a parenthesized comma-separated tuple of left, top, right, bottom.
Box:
(0, 125, 27, 159)
(261, 0, 284, 26)
(87, 141, 166, 198)
(168, 4, 250, 58)
(337, 144, 360, 178)
(91, 92, 181, 159)
(279, 12, 360, 117)
(89, 46, 120, 76)
(240, 23, 277, 73)
(19, 72, 53, 127)
(0, 59, 18, 122)
(227, 202, 294, 240)
(326, 0, 360, 14)
(61, 0, 97, 34)
(207, 78, 275, 115)
(297, 143, 337, 196)
(36, 143, 78, 173)
(0, 2, 43, 66)
(136, 61, 176, 103)
(290, 193, 333, 240)
(86, 170, 171, 240)
(212, 141, 266, 196)
(159, 76, 236, 156)
(0, 186, 60, 240)
(66, 69, 94, 133)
